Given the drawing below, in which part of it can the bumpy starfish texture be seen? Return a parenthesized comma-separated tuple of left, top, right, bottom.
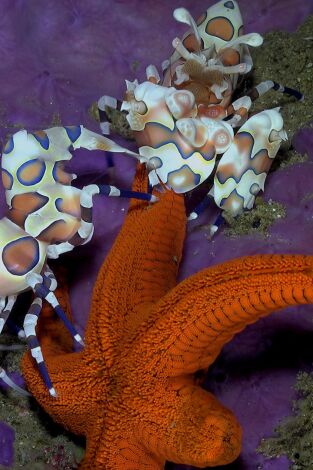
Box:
(22, 165, 313, 469)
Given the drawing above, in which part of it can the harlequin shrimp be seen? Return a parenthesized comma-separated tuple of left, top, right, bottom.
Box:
(0, 125, 155, 397)
(119, 80, 287, 234)
(98, 0, 303, 134)
(98, 79, 288, 233)
(120, 80, 234, 194)
(95, 0, 302, 237)
(162, 1, 302, 124)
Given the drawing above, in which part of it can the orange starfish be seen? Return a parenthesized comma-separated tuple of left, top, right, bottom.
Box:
(22, 164, 313, 469)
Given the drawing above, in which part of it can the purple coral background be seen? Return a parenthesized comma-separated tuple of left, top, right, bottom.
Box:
(0, 0, 313, 468)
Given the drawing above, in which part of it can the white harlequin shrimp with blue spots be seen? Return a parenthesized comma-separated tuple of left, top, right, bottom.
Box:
(122, 80, 234, 194)
(120, 82, 287, 236)
(96, 0, 301, 237)
(97, 0, 302, 133)
(0, 125, 156, 397)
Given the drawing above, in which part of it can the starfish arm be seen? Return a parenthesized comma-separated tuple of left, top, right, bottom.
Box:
(84, 165, 187, 366)
(81, 427, 164, 470)
(22, 350, 104, 435)
(133, 254, 313, 376)
(136, 382, 242, 467)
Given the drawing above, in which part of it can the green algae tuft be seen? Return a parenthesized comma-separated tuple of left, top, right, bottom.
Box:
(0, 333, 84, 469)
(258, 372, 313, 469)
(223, 197, 286, 237)
(249, 15, 313, 142)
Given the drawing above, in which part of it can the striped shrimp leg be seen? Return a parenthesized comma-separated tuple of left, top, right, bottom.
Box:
(5, 319, 25, 340)
(0, 295, 17, 335)
(96, 97, 127, 178)
(188, 194, 213, 221)
(0, 295, 30, 396)
(24, 267, 84, 397)
(0, 294, 24, 343)
(0, 367, 30, 396)
(226, 81, 304, 128)
(225, 96, 252, 127)
(47, 184, 158, 259)
(187, 188, 224, 238)
(43, 264, 57, 291)
(22, 297, 54, 394)
(247, 80, 304, 102)
(26, 273, 84, 349)
(97, 96, 124, 136)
